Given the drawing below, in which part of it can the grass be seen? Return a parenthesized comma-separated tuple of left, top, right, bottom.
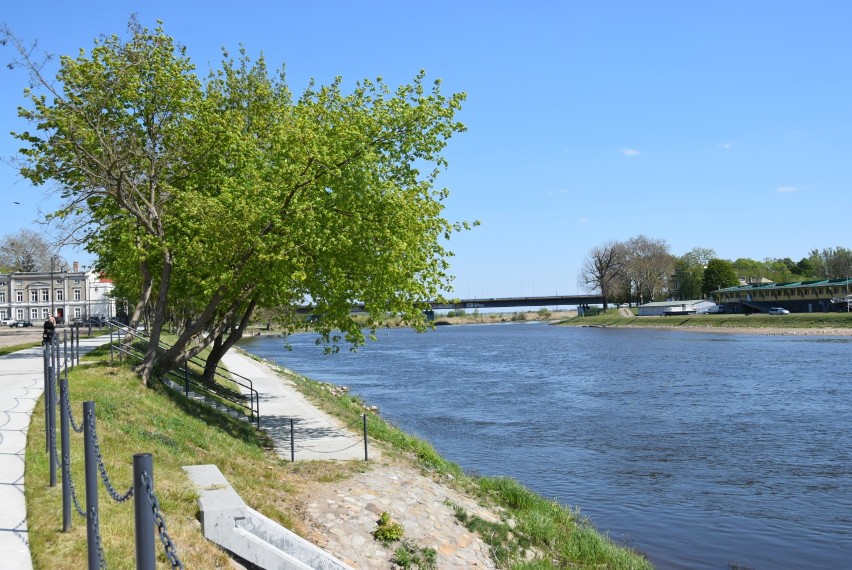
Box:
(560, 310, 852, 330)
(0, 340, 42, 355)
(24, 345, 365, 569)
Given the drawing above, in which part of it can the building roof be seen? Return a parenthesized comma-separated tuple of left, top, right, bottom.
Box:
(715, 277, 852, 294)
(640, 300, 711, 308)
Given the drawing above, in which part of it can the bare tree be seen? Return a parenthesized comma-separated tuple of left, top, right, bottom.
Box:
(623, 235, 674, 303)
(578, 241, 626, 310)
(0, 229, 65, 272)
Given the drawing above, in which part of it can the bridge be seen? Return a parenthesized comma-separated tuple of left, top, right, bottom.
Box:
(297, 294, 605, 316)
(427, 294, 605, 310)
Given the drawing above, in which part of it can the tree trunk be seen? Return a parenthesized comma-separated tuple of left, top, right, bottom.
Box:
(201, 300, 257, 384)
(139, 253, 173, 385)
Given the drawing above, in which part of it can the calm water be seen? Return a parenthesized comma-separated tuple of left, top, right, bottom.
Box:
(239, 323, 852, 569)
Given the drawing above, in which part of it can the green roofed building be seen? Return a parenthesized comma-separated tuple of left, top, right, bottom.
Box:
(711, 278, 852, 314)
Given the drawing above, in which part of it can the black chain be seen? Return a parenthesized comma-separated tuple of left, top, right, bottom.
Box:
(86, 409, 134, 503)
(90, 506, 107, 570)
(298, 439, 363, 454)
(50, 398, 86, 518)
(141, 471, 184, 569)
(63, 390, 84, 433)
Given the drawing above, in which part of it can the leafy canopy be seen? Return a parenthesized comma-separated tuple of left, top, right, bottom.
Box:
(9, 19, 472, 381)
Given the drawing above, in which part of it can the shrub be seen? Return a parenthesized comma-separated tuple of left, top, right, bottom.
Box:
(373, 511, 405, 544)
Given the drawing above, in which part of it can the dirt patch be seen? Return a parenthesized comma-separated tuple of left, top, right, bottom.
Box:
(292, 457, 499, 569)
(0, 328, 44, 349)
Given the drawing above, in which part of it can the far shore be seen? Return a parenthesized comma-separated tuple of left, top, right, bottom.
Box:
(584, 324, 852, 336)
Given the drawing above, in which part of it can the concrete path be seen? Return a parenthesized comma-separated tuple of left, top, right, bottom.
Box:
(0, 333, 109, 570)
(221, 350, 370, 462)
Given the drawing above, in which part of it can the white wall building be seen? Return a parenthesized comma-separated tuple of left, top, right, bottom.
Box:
(0, 263, 114, 324)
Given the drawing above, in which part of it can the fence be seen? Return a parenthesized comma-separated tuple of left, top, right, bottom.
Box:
(43, 328, 183, 569)
(106, 321, 368, 462)
(283, 414, 370, 462)
(107, 321, 260, 428)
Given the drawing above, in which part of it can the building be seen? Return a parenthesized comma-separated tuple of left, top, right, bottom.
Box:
(0, 262, 115, 324)
(712, 278, 852, 314)
(85, 269, 116, 320)
(638, 299, 715, 316)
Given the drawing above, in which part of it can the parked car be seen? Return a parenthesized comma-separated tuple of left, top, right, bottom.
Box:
(11, 320, 33, 327)
(0, 318, 15, 326)
(768, 307, 790, 315)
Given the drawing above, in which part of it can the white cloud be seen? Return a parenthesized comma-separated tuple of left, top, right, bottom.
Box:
(776, 186, 798, 193)
(720, 142, 732, 150)
(621, 148, 640, 156)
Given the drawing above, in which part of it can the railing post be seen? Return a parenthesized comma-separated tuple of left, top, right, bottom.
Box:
(48, 347, 57, 488)
(134, 453, 155, 570)
(290, 418, 295, 462)
(76, 323, 81, 366)
(109, 324, 114, 364)
(363, 414, 369, 462)
(83, 401, 100, 570)
(184, 367, 189, 397)
(59, 375, 72, 531)
(44, 343, 51, 453)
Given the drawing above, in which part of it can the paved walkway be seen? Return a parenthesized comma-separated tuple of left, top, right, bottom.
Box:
(0, 333, 109, 570)
(221, 350, 370, 461)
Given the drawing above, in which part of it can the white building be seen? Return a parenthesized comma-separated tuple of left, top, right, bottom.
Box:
(0, 262, 114, 324)
(637, 299, 715, 317)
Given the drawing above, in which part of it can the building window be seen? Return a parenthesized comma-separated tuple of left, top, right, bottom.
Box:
(74, 288, 81, 301)
(42, 289, 49, 302)
(16, 309, 24, 320)
(0, 292, 5, 303)
(56, 289, 64, 301)
(31, 308, 39, 320)
(0, 309, 6, 319)
(31, 290, 39, 303)
(42, 308, 50, 319)
(74, 279, 80, 284)
(16, 291, 23, 302)
(74, 307, 81, 318)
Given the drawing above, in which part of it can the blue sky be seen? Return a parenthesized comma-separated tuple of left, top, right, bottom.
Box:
(2, 1, 850, 297)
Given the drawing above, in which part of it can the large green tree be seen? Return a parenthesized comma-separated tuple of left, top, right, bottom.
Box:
(6, 21, 472, 384)
(672, 247, 716, 300)
(702, 259, 739, 295)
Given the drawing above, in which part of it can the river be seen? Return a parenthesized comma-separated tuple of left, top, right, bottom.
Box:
(238, 323, 852, 569)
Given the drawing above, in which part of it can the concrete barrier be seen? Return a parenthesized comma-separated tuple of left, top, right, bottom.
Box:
(183, 465, 353, 570)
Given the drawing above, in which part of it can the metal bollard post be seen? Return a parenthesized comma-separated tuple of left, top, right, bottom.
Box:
(44, 344, 51, 453)
(83, 401, 99, 570)
(290, 419, 295, 462)
(363, 414, 369, 462)
(48, 356, 57, 488)
(59, 376, 72, 531)
(76, 324, 81, 366)
(134, 453, 155, 570)
(184, 367, 189, 397)
(109, 324, 114, 364)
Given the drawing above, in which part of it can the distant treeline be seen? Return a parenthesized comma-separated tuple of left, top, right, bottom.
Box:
(579, 236, 851, 307)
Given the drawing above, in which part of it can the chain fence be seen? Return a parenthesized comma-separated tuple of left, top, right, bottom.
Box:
(42, 330, 184, 569)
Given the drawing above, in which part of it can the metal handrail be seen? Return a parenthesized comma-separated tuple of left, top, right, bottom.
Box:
(107, 320, 260, 427)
